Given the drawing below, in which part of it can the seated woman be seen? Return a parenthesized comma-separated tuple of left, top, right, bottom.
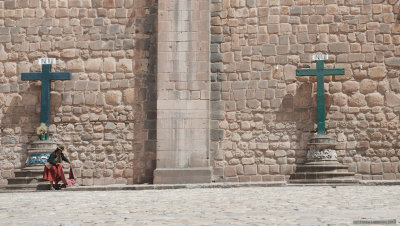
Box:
(43, 145, 70, 190)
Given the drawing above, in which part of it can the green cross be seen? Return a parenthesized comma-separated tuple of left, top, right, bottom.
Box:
(21, 64, 71, 136)
(296, 60, 345, 135)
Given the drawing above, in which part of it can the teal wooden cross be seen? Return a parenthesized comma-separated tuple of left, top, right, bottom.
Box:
(21, 64, 71, 131)
(296, 60, 345, 135)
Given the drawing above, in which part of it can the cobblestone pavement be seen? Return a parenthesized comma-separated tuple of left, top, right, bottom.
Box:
(1, 186, 400, 225)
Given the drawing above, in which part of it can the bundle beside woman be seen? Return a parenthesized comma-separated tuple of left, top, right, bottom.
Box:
(43, 145, 70, 190)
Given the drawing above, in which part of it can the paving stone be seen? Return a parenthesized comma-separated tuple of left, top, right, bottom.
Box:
(2, 185, 400, 225)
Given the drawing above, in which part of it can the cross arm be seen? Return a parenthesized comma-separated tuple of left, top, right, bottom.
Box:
(323, 68, 345, 76)
(21, 72, 42, 81)
(296, 69, 317, 76)
(49, 72, 72, 80)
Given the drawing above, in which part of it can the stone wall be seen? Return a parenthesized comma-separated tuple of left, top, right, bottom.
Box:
(0, 0, 157, 186)
(210, 0, 400, 182)
(1, 0, 400, 186)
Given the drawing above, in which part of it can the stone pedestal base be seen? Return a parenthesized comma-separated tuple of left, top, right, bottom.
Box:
(290, 135, 358, 184)
(153, 168, 212, 184)
(4, 140, 60, 190)
(306, 135, 338, 163)
(25, 140, 57, 166)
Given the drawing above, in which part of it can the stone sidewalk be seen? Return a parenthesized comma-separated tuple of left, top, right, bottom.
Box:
(1, 184, 400, 225)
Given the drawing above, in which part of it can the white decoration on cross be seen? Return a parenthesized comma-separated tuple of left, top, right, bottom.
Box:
(312, 54, 329, 61)
(38, 58, 56, 65)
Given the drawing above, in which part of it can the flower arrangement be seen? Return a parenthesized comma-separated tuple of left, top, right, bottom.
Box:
(36, 123, 48, 140)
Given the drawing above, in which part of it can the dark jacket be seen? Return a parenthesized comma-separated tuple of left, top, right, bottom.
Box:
(47, 151, 69, 166)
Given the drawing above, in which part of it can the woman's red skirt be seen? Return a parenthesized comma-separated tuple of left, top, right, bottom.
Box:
(43, 164, 67, 184)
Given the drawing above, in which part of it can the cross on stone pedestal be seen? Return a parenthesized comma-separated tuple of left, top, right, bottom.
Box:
(21, 64, 71, 134)
(296, 60, 345, 135)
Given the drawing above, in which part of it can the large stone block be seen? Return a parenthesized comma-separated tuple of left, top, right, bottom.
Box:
(123, 88, 135, 104)
(85, 93, 96, 105)
(261, 44, 276, 56)
(236, 61, 251, 72)
(103, 57, 116, 72)
(343, 81, 360, 93)
(224, 166, 237, 177)
(86, 59, 103, 72)
(368, 66, 386, 79)
(329, 82, 342, 93)
(366, 93, 384, 107)
(243, 165, 257, 175)
(73, 93, 85, 105)
(348, 93, 367, 107)
(0, 35, 11, 43)
(284, 64, 296, 82)
(371, 163, 383, 175)
(328, 42, 350, 53)
(242, 158, 255, 165)
(385, 57, 400, 68)
(105, 91, 122, 105)
(383, 162, 397, 173)
(383, 173, 396, 180)
(360, 79, 377, 94)
(4, 62, 16, 76)
(117, 59, 133, 72)
(67, 59, 85, 72)
(357, 162, 371, 174)
(332, 93, 347, 106)
(385, 92, 400, 107)
(0, 45, 8, 61)
(258, 165, 269, 175)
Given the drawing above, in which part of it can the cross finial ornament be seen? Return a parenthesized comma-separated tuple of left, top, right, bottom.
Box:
(296, 55, 345, 135)
(21, 62, 71, 139)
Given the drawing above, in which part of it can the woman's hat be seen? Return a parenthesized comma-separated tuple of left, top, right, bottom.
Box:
(56, 145, 64, 151)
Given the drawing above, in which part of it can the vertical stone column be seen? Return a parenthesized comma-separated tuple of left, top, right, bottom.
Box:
(154, 0, 212, 183)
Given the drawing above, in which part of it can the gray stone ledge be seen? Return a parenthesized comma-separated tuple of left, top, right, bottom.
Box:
(3, 180, 400, 193)
(359, 180, 400, 186)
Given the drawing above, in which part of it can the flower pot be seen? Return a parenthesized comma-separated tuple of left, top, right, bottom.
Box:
(40, 134, 46, 140)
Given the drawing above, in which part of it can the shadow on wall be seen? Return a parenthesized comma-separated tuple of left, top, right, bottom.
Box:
(277, 82, 333, 164)
(397, 10, 400, 23)
(132, 3, 158, 184)
(0, 83, 42, 169)
(1, 88, 40, 138)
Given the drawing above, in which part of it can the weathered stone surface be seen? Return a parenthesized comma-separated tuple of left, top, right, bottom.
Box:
(360, 79, 377, 94)
(342, 81, 360, 94)
(105, 91, 122, 105)
(4, 62, 17, 76)
(236, 61, 251, 72)
(371, 163, 383, 175)
(0, 1, 159, 186)
(117, 59, 133, 72)
(86, 59, 103, 72)
(348, 93, 367, 107)
(0, 45, 9, 61)
(123, 88, 135, 104)
(284, 65, 296, 82)
(328, 42, 350, 53)
(357, 162, 371, 174)
(332, 93, 347, 106)
(104, 57, 116, 73)
(384, 57, 400, 68)
(368, 66, 386, 79)
(67, 59, 85, 72)
(385, 92, 400, 107)
(258, 165, 269, 175)
(244, 165, 257, 175)
(366, 93, 384, 107)
(1, 0, 400, 186)
(262, 44, 276, 56)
